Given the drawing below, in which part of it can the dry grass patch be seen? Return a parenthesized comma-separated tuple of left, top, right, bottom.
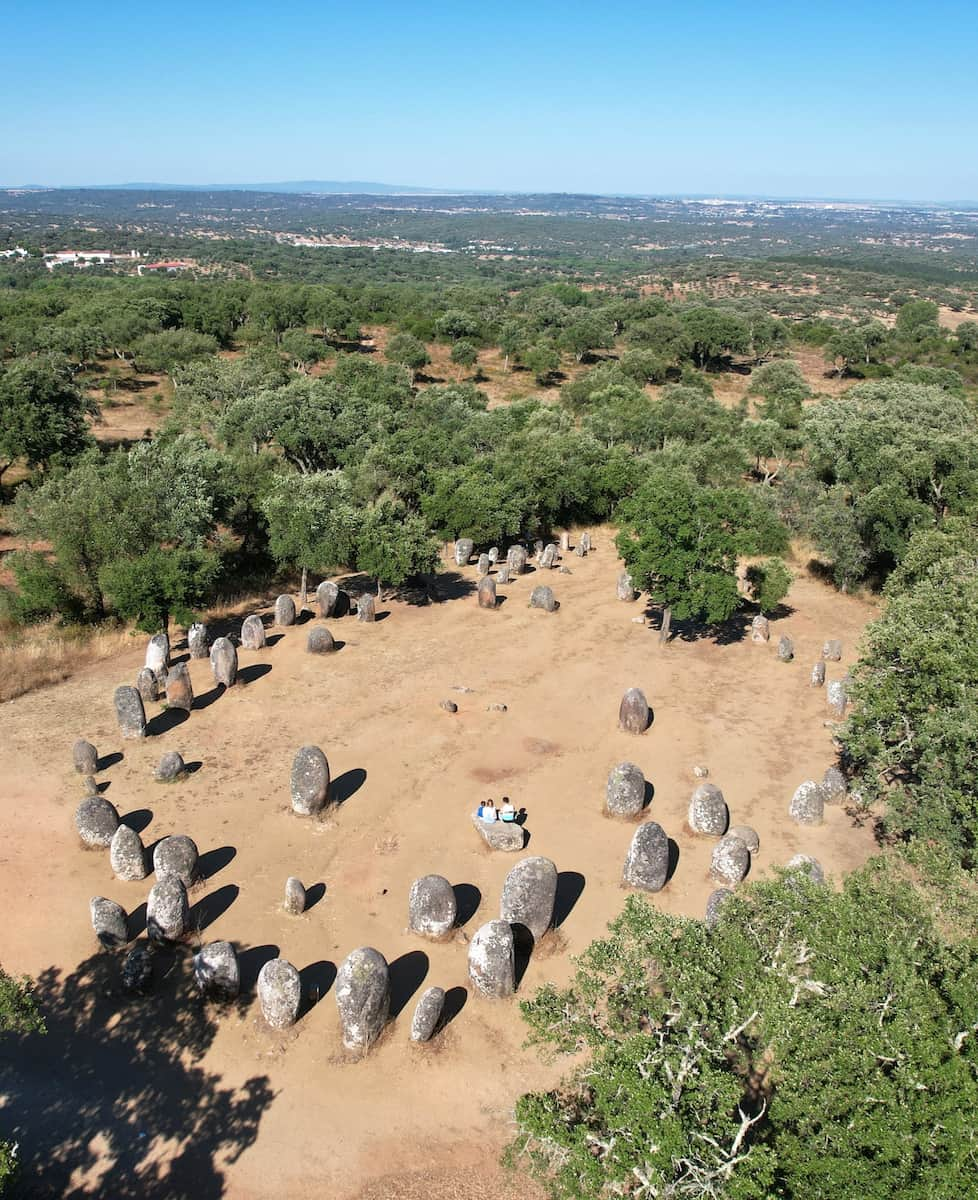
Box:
(0, 621, 135, 703)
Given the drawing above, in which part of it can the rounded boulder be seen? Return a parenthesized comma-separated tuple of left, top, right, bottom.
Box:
(317, 580, 340, 618)
(410, 986, 446, 1043)
(194, 940, 240, 1000)
(258, 958, 302, 1029)
(528, 585, 557, 612)
(500, 856, 558, 941)
(210, 637, 238, 688)
(618, 688, 650, 734)
(110, 824, 147, 881)
(284, 877, 306, 915)
(622, 821, 669, 892)
(307, 626, 336, 654)
(688, 783, 728, 836)
(75, 795, 119, 848)
(155, 751, 186, 783)
(335, 947, 391, 1051)
(153, 834, 199, 885)
(73, 739, 98, 776)
(710, 834, 750, 887)
(90, 897, 129, 948)
(408, 874, 457, 939)
(468, 920, 516, 999)
(275, 595, 296, 626)
(606, 761, 646, 818)
(147, 877, 189, 944)
(477, 575, 497, 609)
(789, 781, 824, 826)
(290, 745, 330, 815)
(240, 614, 266, 650)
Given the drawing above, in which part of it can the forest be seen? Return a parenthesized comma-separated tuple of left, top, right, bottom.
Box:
(2, 194, 978, 1196)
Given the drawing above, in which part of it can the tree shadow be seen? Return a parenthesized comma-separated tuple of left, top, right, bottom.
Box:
(298, 960, 337, 1015)
(428, 572, 477, 602)
(197, 846, 236, 880)
(388, 950, 429, 1019)
(146, 708, 189, 738)
(553, 871, 586, 928)
(190, 885, 239, 933)
(670, 609, 751, 646)
(238, 944, 280, 992)
(128, 902, 147, 939)
(238, 663, 272, 685)
(331, 768, 366, 806)
(440, 986, 467, 1030)
(666, 838, 680, 884)
(304, 882, 326, 910)
(96, 751, 123, 772)
(452, 883, 481, 926)
(193, 685, 224, 711)
(120, 809, 153, 835)
(0, 948, 274, 1198)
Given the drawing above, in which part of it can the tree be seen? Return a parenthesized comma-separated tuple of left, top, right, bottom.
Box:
(746, 359, 810, 428)
(615, 469, 743, 641)
(0, 354, 96, 487)
(513, 859, 978, 1200)
(355, 498, 440, 595)
(0, 966, 43, 1193)
(260, 471, 361, 608)
(497, 320, 528, 371)
(99, 546, 221, 632)
(385, 333, 429, 382)
(450, 339, 478, 380)
(522, 341, 561, 385)
(279, 329, 329, 373)
(744, 558, 791, 614)
(680, 307, 751, 370)
(131, 329, 218, 373)
(557, 316, 614, 363)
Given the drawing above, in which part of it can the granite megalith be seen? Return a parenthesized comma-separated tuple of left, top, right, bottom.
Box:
(777, 635, 794, 662)
(789, 780, 825, 826)
(165, 663, 194, 712)
(210, 637, 238, 688)
(335, 947, 391, 1051)
(410, 986, 446, 1043)
(73, 739, 98, 775)
(155, 750, 186, 782)
(90, 897, 129, 948)
(750, 615, 770, 643)
(284, 877, 306, 915)
(153, 834, 199, 885)
(317, 580, 340, 618)
(616, 571, 636, 601)
(454, 538, 474, 567)
(275, 594, 296, 626)
(477, 575, 497, 609)
(822, 765, 847, 804)
(528, 585, 557, 612)
(188, 622, 209, 659)
(240, 614, 266, 650)
(75, 795, 119, 848)
(500, 856, 558, 941)
(145, 633, 169, 678)
(471, 814, 524, 851)
(258, 958, 302, 1029)
(357, 593, 376, 622)
(110, 824, 147, 881)
(147, 877, 189, 944)
(136, 667, 159, 703)
(307, 626, 336, 654)
(468, 920, 516, 999)
(606, 761, 646, 818)
(727, 824, 759, 853)
(506, 545, 528, 575)
(291, 745, 330, 815)
(688, 783, 728, 836)
(622, 821, 669, 892)
(194, 940, 240, 1000)
(705, 888, 734, 928)
(786, 854, 826, 884)
(114, 685, 147, 740)
(408, 874, 457, 939)
(710, 834, 750, 887)
(810, 661, 826, 688)
(618, 687, 650, 734)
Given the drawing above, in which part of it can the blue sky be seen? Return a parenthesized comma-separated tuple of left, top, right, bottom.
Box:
(1, 0, 973, 200)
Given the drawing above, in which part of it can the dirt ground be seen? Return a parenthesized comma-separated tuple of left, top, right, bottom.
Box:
(0, 533, 879, 1199)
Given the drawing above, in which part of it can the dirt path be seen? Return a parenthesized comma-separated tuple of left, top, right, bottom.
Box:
(0, 535, 879, 1198)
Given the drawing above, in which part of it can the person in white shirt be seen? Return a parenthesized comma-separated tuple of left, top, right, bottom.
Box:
(499, 798, 517, 822)
(481, 799, 498, 823)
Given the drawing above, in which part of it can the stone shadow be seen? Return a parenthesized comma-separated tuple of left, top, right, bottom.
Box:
(190, 884, 239, 933)
(238, 663, 272, 685)
(298, 961, 337, 1015)
(146, 708, 189, 738)
(388, 950, 429, 1019)
(120, 809, 153, 834)
(331, 768, 366, 806)
(452, 883, 481, 926)
(553, 871, 586, 928)
(197, 846, 236, 880)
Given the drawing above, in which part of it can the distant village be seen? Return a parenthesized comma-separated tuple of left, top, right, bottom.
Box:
(0, 246, 194, 273)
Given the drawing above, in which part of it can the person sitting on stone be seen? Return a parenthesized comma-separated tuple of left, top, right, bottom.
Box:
(480, 799, 498, 823)
(499, 797, 517, 822)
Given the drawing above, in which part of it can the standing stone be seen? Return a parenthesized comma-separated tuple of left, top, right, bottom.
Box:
(153, 835, 199, 885)
(290, 745, 330, 815)
(533, 540, 544, 560)
(822, 766, 847, 804)
(75, 795, 119, 848)
(210, 637, 238, 688)
(496, 565, 511, 584)
(155, 751, 186, 782)
(317, 580, 340, 618)
(559, 532, 570, 551)
(477, 576, 497, 610)
(136, 667, 159, 704)
(488, 547, 499, 564)
(110, 824, 147, 881)
(529, 585, 557, 612)
(786, 854, 825, 885)
(147, 877, 189, 944)
(408, 874, 457, 939)
(750, 615, 770, 643)
(410, 986, 446, 1043)
(711, 835, 750, 887)
(540, 544, 558, 569)
(188, 622, 209, 659)
(73, 740, 98, 776)
(580, 531, 592, 553)
(145, 633, 169, 678)
(114, 685, 147, 740)
(822, 639, 843, 661)
(477, 553, 491, 577)
(90, 897, 129, 948)
(688, 783, 728, 836)
(789, 781, 825, 826)
(468, 920, 516, 999)
(618, 687, 650, 734)
(810, 661, 826, 688)
(193, 940, 240, 1000)
(307, 627, 336, 654)
(165, 663, 193, 712)
(335, 947, 391, 1051)
(727, 824, 760, 854)
(777, 635, 794, 663)
(574, 539, 587, 558)
(122, 946, 154, 995)
(454, 538, 474, 567)
(500, 856, 558, 941)
(827, 680, 848, 717)
(506, 545, 528, 575)
(240, 614, 266, 650)
(616, 571, 636, 601)
(258, 958, 302, 1029)
(284, 877, 306, 915)
(606, 762, 646, 818)
(705, 888, 734, 928)
(275, 595, 297, 626)
(622, 821, 669, 892)
(357, 594, 376, 622)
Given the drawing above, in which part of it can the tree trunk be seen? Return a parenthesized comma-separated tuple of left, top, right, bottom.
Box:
(376, 578, 383, 599)
(299, 566, 308, 612)
(659, 606, 672, 644)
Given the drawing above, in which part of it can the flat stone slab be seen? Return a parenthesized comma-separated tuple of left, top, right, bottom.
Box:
(471, 814, 524, 851)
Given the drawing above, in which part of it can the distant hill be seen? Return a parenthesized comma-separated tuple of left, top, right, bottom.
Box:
(4, 180, 475, 196)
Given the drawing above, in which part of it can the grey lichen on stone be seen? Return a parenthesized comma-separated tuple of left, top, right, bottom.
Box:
(114, 685, 147, 740)
(258, 958, 302, 1029)
(786, 854, 825, 884)
(710, 834, 750, 887)
(410, 986, 446, 1043)
(110, 824, 147, 881)
(789, 780, 825, 826)
(606, 762, 646, 818)
(75, 794, 119, 848)
(153, 834, 199, 885)
(335, 946, 390, 1051)
(528, 585, 557, 612)
(240, 614, 266, 650)
(307, 626, 336, 654)
(822, 639, 843, 661)
(622, 821, 669, 892)
(688, 783, 728, 836)
(188, 623, 209, 659)
(275, 595, 296, 626)
(500, 856, 558, 941)
(408, 874, 457, 939)
(136, 667, 159, 704)
(357, 593, 376, 622)
(147, 877, 189, 944)
(317, 580, 340, 618)
(468, 920, 515, 998)
(822, 765, 847, 804)
(209, 637, 238, 688)
(827, 679, 848, 716)
(193, 940, 240, 1000)
(454, 538, 474, 567)
(727, 824, 759, 854)
(506, 545, 528, 575)
(705, 888, 734, 928)
(145, 632, 169, 677)
(616, 570, 635, 601)
(90, 896, 129, 948)
(618, 688, 650, 734)
(291, 745, 330, 815)
(73, 739, 98, 775)
(155, 751, 186, 783)
(810, 661, 826, 688)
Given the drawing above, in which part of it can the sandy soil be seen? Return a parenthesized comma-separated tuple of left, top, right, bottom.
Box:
(0, 534, 879, 1198)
